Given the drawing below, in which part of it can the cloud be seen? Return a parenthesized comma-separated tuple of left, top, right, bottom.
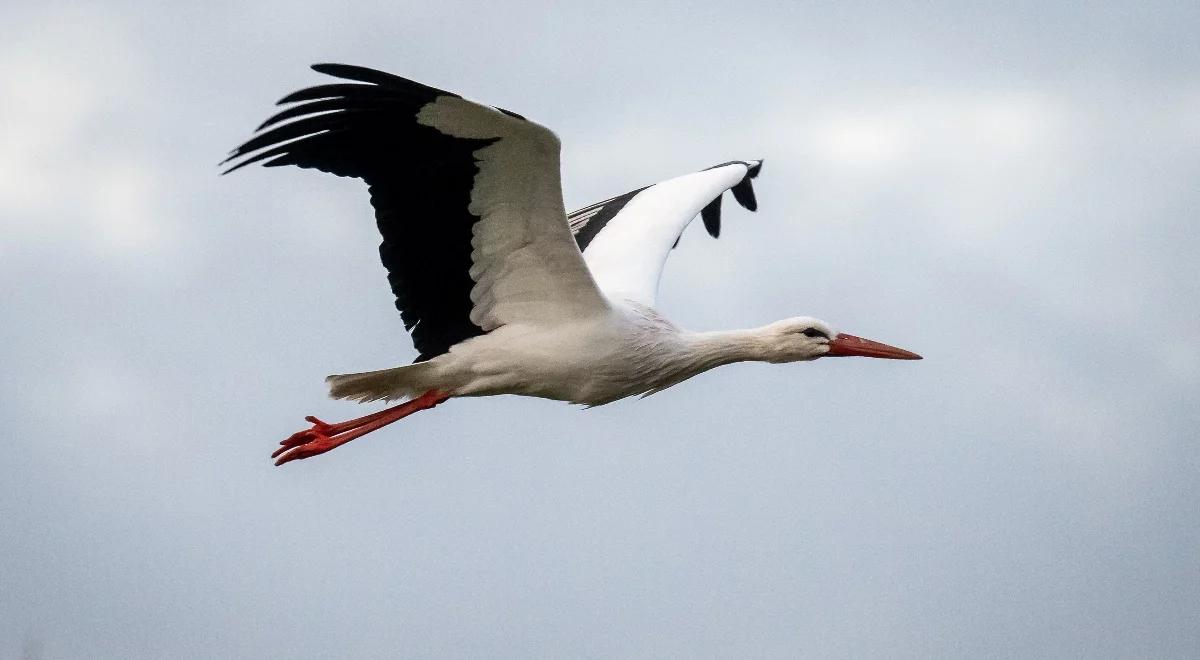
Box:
(0, 5, 179, 258)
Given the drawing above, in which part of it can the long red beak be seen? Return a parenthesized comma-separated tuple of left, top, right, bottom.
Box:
(826, 333, 922, 360)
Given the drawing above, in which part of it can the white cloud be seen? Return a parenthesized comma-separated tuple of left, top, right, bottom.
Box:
(88, 160, 167, 252)
(0, 6, 179, 257)
(774, 88, 1074, 241)
(808, 113, 911, 171)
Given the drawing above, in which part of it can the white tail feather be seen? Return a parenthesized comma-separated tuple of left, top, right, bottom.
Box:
(326, 363, 437, 403)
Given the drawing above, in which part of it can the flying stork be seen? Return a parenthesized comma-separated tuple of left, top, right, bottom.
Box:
(223, 64, 921, 466)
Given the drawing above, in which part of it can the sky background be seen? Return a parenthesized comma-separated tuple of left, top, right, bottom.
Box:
(2, 1, 1198, 658)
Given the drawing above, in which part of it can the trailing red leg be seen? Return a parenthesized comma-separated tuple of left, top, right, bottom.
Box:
(272, 390, 450, 466)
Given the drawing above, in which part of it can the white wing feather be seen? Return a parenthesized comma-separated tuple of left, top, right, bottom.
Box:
(417, 97, 610, 330)
(581, 162, 755, 306)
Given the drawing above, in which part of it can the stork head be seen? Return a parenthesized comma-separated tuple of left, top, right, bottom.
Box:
(763, 317, 922, 363)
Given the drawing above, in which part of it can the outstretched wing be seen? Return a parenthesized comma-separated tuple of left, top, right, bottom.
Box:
(567, 160, 762, 306)
(223, 64, 609, 362)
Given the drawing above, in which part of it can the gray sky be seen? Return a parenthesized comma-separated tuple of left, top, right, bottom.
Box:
(2, 1, 1198, 658)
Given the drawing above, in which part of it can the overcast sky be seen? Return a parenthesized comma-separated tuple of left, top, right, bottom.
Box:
(2, 1, 1198, 659)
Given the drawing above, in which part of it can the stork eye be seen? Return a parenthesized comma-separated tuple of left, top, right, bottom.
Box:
(801, 328, 829, 339)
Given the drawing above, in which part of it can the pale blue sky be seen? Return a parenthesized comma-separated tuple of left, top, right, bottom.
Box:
(2, 1, 1198, 658)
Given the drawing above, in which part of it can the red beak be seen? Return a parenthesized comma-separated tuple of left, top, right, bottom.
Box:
(826, 333, 922, 360)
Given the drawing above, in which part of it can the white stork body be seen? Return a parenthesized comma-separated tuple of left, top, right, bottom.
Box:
(223, 64, 920, 465)
(330, 301, 780, 407)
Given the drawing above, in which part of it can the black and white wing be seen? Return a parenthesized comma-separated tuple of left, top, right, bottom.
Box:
(223, 64, 608, 362)
(568, 160, 762, 306)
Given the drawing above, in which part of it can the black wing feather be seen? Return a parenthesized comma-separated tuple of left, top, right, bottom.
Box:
(568, 159, 762, 250)
(224, 64, 495, 362)
(730, 177, 757, 211)
(255, 98, 391, 131)
(700, 193, 722, 238)
(310, 63, 421, 87)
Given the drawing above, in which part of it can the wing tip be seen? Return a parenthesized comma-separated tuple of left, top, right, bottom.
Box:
(701, 194, 722, 238)
(309, 62, 388, 83)
(733, 159, 761, 212)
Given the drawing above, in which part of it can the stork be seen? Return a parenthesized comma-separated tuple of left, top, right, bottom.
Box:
(223, 64, 921, 466)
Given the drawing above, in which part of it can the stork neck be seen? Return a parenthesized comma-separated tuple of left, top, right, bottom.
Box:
(681, 327, 773, 370)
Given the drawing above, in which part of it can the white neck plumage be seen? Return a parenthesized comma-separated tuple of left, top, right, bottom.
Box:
(681, 326, 790, 370)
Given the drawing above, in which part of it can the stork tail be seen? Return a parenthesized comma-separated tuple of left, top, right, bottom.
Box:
(326, 362, 438, 403)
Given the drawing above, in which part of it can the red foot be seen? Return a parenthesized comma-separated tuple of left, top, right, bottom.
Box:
(270, 418, 341, 464)
(272, 390, 449, 466)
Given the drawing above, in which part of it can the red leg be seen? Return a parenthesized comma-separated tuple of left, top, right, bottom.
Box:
(272, 390, 450, 466)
